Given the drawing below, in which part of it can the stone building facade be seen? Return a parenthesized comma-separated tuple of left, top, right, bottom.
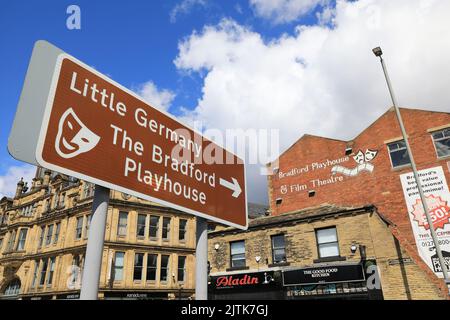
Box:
(0, 167, 196, 299)
(267, 107, 450, 298)
(207, 205, 443, 300)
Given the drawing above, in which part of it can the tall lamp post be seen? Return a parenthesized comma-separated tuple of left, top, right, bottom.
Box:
(372, 47, 450, 290)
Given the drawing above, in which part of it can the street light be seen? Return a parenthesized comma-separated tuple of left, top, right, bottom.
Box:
(372, 47, 450, 286)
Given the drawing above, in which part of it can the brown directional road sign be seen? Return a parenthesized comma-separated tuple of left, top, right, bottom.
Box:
(28, 45, 247, 229)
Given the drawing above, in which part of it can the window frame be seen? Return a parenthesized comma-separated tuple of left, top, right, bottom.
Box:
(133, 252, 144, 282)
(113, 251, 125, 282)
(315, 226, 340, 259)
(179, 219, 187, 242)
(431, 128, 450, 158)
(146, 254, 158, 282)
(75, 216, 83, 240)
(16, 228, 28, 251)
(117, 211, 128, 237)
(162, 217, 171, 241)
(387, 140, 411, 169)
(149, 216, 160, 240)
(177, 256, 186, 283)
(136, 214, 147, 238)
(271, 234, 287, 264)
(230, 240, 246, 268)
(160, 255, 170, 283)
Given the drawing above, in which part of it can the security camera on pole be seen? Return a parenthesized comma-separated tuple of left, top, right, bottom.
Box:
(372, 46, 450, 293)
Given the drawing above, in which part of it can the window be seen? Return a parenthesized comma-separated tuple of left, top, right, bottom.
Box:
(21, 204, 34, 217)
(133, 253, 144, 281)
(0, 237, 3, 252)
(388, 140, 411, 168)
(53, 193, 59, 209)
(46, 257, 55, 286)
(271, 234, 287, 263)
(316, 227, 340, 258)
(31, 260, 39, 288)
(137, 214, 147, 238)
(230, 241, 246, 268)
(54, 223, 61, 244)
(46, 224, 54, 246)
(83, 215, 92, 239)
(16, 229, 28, 251)
(160, 255, 170, 282)
(83, 182, 94, 199)
(60, 193, 66, 208)
(179, 219, 187, 242)
(432, 128, 450, 158)
(38, 226, 45, 249)
(3, 279, 21, 297)
(113, 252, 125, 281)
(162, 217, 171, 240)
(75, 217, 83, 239)
(149, 216, 160, 239)
(177, 256, 186, 282)
(7, 230, 16, 252)
(39, 259, 48, 286)
(117, 212, 128, 237)
(146, 254, 158, 281)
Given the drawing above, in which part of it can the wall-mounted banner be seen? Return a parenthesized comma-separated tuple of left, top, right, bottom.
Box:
(400, 166, 450, 277)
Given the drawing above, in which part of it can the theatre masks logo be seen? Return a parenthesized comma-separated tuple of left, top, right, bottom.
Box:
(331, 149, 378, 177)
(55, 108, 100, 159)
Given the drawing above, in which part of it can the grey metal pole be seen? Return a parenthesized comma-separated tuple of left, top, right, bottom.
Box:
(79, 185, 110, 300)
(195, 217, 208, 300)
(378, 55, 449, 281)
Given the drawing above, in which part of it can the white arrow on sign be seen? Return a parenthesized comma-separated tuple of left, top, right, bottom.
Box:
(219, 177, 242, 198)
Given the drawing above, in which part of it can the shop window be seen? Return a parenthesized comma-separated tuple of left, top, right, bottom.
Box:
(113, 252, 125, 281)
(432, 128, 450, 158)
(117, 212, 128, 237)
(149, 216, 160, 239)
(179, 219, 187, 242)
(387, 140, 411, 168)
(146, 254, 158, 281)
(230, 240, 246, 268)
(316, 227, 340, 259)
(271, 234, 287, 264)
(133, 253, 144, 281)
(178, 256, 186, 282)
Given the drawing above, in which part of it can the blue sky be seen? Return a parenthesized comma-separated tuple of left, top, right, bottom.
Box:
(1, 1, 449, 203)
(0, 0, 321, 200)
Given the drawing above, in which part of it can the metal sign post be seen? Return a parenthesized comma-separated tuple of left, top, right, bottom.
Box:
(79, 185, 110, 300)
(373, 47, 449, 283)
(195, 217, 208, 300)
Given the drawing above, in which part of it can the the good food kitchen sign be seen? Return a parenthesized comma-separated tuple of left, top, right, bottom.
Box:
(8, 41, 247, 229)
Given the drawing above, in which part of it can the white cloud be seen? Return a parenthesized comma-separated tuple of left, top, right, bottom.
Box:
(134, 81, 175, 112)
(170, 0, 207, 23)
(175, 0, 450, 203)
(249, 0, 329, 24)
(0, 164, 36, 198)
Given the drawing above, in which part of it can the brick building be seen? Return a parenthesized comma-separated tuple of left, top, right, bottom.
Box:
(0, 167, 196, 300)
(207, 204, 442, 300)
(267, 107, 450, 298)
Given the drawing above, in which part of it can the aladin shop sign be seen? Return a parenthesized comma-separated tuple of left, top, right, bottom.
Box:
(400, 166, 450, 277)
(278, 149, 378, 195)
(210, 271, 278, 290)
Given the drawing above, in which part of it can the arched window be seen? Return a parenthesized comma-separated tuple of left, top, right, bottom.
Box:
(3, 278, 21, 297)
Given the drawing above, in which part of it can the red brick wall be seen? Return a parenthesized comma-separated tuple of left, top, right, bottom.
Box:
(267, 107, 450, 297)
